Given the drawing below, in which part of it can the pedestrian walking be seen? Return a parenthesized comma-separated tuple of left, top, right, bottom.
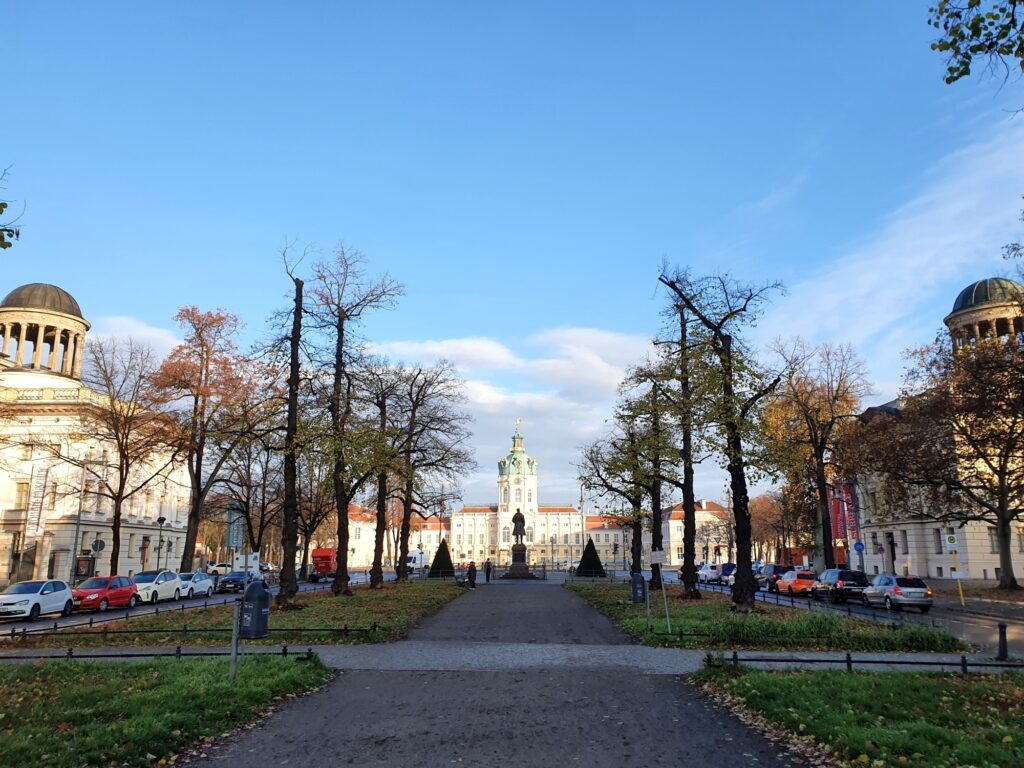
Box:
(484, 559, 492, 583)
(467, 561, 477, 589)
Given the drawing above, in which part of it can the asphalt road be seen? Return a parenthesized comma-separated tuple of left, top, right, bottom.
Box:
(191, 583, 792, 768)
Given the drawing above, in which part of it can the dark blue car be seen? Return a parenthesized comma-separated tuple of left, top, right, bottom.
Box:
(217, 571, 263, 593)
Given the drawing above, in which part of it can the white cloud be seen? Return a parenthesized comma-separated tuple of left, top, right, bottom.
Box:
(374, 337, 522, 372)
(757, 119, 1024, 397)
(90, 316, 181, 360)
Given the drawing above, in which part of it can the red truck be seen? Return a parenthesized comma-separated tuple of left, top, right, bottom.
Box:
(309, 549, 337, 582)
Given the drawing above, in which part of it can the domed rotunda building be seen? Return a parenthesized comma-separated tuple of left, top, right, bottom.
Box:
(0, 283, 189, 587)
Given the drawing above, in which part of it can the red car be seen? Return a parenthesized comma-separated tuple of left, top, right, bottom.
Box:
(72, 576, 139, 611)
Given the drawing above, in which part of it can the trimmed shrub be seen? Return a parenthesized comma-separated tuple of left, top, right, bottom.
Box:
(429, 538, 456, 578)
(576, 539, 606, 578)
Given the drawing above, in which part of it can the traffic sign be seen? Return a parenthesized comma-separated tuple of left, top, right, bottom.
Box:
(91, 539, 106, 552)
(853, 541, 865, 554)
(944, 533, 959, 554)
(649, 550, 665, 565)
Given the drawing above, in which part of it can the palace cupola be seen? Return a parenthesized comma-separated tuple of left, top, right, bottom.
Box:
(0, 283, 90, 379)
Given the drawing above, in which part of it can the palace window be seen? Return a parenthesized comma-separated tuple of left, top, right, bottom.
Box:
(502, 527, 510, 543)
(527, 489, 532, 502)
(526, 527, 533, 542)
(47, 484, 57, 511)
(354, 527, 361, 540)
(562, 534, 568, 545)
(933, 528, 943, 555)
(14, 482, 29, 509)
(899, 530, 908, 553)
(988, 527, 999, 554)
(515, 488, 522, 503)
(503, 488, 509, 503)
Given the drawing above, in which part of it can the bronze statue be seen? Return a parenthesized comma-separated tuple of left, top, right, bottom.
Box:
(512, 509, 526, 544)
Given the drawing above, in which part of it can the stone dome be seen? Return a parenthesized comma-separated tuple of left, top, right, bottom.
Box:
(0, 283, 84, 319)
(951, 277, 1023, 314)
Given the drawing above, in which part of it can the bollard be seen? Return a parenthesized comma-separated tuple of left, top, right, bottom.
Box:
(731, 650, 739, 667)
(282, 644, 288, 657)
(996, 623, 1009, 662)
(845, 652, 853, 673)
(960, 654, 968, 674)
(175, 645, 182, 658)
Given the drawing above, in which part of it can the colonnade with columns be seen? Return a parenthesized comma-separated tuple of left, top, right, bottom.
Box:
(947, 309, 1024, 348)
(0, 312, 88, 377)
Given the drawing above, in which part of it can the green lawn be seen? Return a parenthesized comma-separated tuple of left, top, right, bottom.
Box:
(0, 656, 332, 768)
(695, 667, 1024, 767)
(18, 581, 463, 648)
(567, 583, 963, 652)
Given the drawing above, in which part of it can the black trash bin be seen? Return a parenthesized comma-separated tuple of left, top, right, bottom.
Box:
(239, 580, 270, 640)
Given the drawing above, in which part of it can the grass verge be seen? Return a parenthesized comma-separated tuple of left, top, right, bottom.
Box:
(567, 583, 963, 652)
(0, 656, 332, 768)
(13, 581, 463, 648)
(694, 666, 1024, 767)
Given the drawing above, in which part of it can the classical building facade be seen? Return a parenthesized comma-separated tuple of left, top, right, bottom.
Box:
(0, 283, 190, 586)
(854, 277, 1024, 582)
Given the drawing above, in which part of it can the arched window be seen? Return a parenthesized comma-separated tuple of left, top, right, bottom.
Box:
(515, 488, 522, 503)
(503, 488, 509, 503)
(502, 526, 510, 543)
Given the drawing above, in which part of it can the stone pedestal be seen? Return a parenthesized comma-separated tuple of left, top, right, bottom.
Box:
(501, 543, 538, 579)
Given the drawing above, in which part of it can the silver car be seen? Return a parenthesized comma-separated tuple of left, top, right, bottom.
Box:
(862, 574, 933, 613)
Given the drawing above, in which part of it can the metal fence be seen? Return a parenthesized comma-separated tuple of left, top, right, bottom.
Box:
(717, 650, 1024, 674)
(0, 645, 320, 662)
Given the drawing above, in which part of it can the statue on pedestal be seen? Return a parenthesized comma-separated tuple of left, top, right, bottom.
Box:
(512, 509, 526, 544)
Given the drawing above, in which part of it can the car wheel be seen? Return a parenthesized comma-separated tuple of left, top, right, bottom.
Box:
(187, 589, 194, 599)
(99, 598, 109, 612)
(862, 595, 871, 608)
(787, 586, 794, 596)
(62, 600, 73, 617)
(206, 587, 213, 598)
(129, 595, 138, 609)
(885, 596, 893, 611)
(151, 592, 158, 604)
(27, 603, 41, 621)
(827, 589, 837, 604)
(812, 589, 820, 601)
(173, 589, 180, 601)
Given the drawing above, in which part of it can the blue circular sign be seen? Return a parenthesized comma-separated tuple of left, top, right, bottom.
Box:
(853, 541, 865, 553)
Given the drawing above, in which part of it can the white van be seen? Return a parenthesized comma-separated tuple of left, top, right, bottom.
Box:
(406, 552, 429, 570)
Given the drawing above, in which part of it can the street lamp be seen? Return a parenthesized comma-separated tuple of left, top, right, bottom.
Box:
(550, 535, 555, 569)
(156, 516, 167, 570)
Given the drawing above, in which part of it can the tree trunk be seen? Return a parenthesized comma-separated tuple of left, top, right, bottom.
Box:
(109, 499, 123, 575)
(720, 336, 755, 611)
(276, 276, 303, 606)
(370, 471, 387, 587)
(649, 396, 664, 591)
(332, 486, 354, 596)
(396, 471, 415, 582)
(630, 512, 643, 574)
(677, 306, 700, 598)
(814, 456, 836, 570)
(996, 511, 1021, 590)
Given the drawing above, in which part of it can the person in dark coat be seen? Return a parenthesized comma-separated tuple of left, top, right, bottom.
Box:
(467, 561, 477, 589)
(484, 559, 493, 583)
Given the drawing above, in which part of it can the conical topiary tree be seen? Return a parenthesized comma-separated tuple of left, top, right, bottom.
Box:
(428, 538, 456, 578)
(576, 538, 606, 578)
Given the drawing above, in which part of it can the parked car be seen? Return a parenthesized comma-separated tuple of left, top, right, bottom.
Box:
(72, 576, 139, 611)
(811, 568, 870, 603)
(862, 574, 934, 613)
(178, 572, 215, 598)
(0, 579, 74, 621)
(217, 570, 266, 593)
(758, 564, 796, 592)
(133, 570, 181, 603)
(717, 563, 737, 584)
(696, 563, 719, 584)
(208, 563, 233, 576)
(777, 569, 817, 597)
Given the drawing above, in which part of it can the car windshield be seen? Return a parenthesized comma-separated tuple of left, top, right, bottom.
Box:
(134, 573, 157, 583)
(179, 573, 193, 580)
(897, 577, 928, 588)
(77, 578, 110, 590)
(841, 571, 868, 584)
(1, 581, 44, 594)
(796, 571, 815, 579)
(227, 571, 247, 578)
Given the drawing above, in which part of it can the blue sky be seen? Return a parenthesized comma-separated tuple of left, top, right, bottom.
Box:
(7, 3, 1024, 506)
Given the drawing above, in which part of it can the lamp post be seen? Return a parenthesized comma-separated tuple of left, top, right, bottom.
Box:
(156, 516, 166, 570)
(550, 535, 555, 569)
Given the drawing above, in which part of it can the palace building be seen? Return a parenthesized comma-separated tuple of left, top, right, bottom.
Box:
(0, 283, 190, 586)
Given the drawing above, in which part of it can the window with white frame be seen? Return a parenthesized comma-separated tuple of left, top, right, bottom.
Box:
(14, 482, 29, 509)
(989, 527, 999, 554)
(933, 528, 942, 554)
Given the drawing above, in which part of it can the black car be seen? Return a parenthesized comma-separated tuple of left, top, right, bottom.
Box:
(811, 568, 870, 603)
(217, 571, 263, 593)
(758, 564, 796, 592)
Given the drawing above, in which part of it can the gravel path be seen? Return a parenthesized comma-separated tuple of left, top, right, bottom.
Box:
(193, 583, 793, 768)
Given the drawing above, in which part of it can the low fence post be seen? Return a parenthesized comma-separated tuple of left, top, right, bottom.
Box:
(960, 655, 968, 674)
(845, 652, 853, 673)
(282, 644, 288, 657)
(731, 650, 739, 668)
(997, 623, 1009, 662)
(66, 647, 73, 660)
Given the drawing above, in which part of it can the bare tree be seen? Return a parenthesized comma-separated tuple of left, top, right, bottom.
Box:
(659, 269, 781, 610)
(70, 338, 182, 574)
(306, 245, 403, 595)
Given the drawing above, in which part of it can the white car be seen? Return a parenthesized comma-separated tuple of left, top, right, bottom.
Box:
(0, 579, 74, 621)
(178, 571, 215, 598)
(697, 563, 719, 583)
(133, 570, 181, 603)
(208, 563, 233, 576)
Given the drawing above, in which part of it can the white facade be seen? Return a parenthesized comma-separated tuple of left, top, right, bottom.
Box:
(0, 283, 190, 586)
